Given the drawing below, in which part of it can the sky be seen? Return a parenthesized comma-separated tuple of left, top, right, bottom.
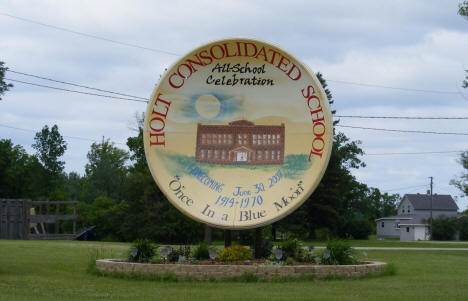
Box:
(1, 0, 467, 210)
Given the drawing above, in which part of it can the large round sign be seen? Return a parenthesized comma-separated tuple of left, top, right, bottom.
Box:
(144, 38, 333, 229)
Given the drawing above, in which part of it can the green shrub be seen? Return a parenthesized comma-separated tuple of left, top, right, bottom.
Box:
(252, 239, 272, 259)
(320, 240, 357, 265)
(192, 243, 210, 260)
(458, 216, 468, 240)
(218, 245, 253, 262)
(315, 227, 330, 241)
(280, 238, 314, 262)
(295, 246, 315, 263)
(280, 238, 298, 259)
(382, 263, 397, 276)
(343, 219, 373, 240)
(167, 245, 191, 262)
(431, 216, 458, 240)
(129, 239, 156, 263)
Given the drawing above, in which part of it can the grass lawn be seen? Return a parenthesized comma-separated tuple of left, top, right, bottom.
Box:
(1, 240, 468, 301)
(304, 238, 468, 248)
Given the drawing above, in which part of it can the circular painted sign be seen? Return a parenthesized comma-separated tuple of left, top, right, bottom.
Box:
(144, 38, 333, 229)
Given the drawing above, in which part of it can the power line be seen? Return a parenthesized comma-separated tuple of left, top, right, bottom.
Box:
(0, 13, 180, 56)
(2, 122, 464, 155)
(7, 70, 148, 101)
(336, 115, 468, 120)
(6, 78, 468, 135)
(2, 12, 468, 99)
(10, 70, 468, 115)
(327, 79, 461, 95)
(0, 123, 126, 145)
(336, 125, 468, 136)
(366, 150, 465, 156)
(5, 78, 148, 103)
(382, 184, 428, 192)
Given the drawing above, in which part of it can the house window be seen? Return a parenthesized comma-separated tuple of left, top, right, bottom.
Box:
(257, 150, 262, 160)
(207, 149, 212, 159)
(253, 134, 257, 145)
(228, 135, 232, 144)
(214, 150, 219, 159)
(221, 150, 225, 160)
(406, 227, 410, 233)
(277, 134, 280, 143)
(202, 134, 206, 144)
(381, 222, 384, 228)
(277, 151, 281, 160)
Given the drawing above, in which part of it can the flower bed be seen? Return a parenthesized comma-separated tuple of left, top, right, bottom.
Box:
(95, 259, 387, 280)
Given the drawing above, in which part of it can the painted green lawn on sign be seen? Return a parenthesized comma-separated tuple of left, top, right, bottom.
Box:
(0, 240, 468, 301)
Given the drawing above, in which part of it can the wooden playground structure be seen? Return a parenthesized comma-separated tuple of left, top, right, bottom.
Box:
(0, 199, 77, 240)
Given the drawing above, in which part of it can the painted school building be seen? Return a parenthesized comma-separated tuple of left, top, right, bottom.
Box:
(195, 120, 285, 165)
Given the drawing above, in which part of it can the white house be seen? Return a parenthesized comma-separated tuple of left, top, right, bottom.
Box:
(376, 193, 459, 241)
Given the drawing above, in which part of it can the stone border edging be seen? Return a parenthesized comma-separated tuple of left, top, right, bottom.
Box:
(96, 259, 387, 280)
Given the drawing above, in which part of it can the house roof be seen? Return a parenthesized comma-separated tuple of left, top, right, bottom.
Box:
(375, 215, 412, 221)
(403, 194, 458, 211)
(377, 212, 461, 224)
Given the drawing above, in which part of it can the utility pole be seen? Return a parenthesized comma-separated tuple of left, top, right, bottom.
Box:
(429, 176, 433, 240)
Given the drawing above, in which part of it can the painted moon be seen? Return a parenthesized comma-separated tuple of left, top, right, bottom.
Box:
(144, 38, 333, 229)
(195, 94, 221, 119)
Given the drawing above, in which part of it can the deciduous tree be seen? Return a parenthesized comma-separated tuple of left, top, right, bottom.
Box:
(0, 61, 13, 100)
(450, 151, 468, 196)
(84, 138, 129, 201)
(459, 2, 468, 89)
(32, 125, 67, 198)
(0, 139, 44, 198)
(32, 125, 67, 176)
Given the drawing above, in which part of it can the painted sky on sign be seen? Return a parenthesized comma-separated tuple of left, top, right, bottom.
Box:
(0, 0, 467, 210)
(176, 92, 244, 122)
